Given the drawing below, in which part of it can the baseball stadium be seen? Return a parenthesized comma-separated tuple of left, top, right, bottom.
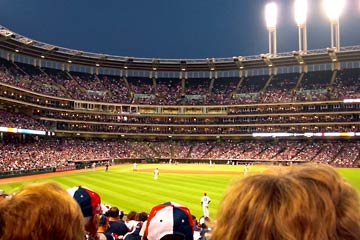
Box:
(1, 1, 360, 239)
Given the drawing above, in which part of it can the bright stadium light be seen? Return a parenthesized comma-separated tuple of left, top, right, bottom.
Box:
(294, 0, 308, 52)
(265, 2, 278, 29)
(323, 0, 346, 50)
(323, 0, 345, 22)
(294, 0, 307, 25)
(265, 2, 278, 57)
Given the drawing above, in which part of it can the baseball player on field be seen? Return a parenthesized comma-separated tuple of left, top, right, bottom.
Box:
(201, 192, 211, 218)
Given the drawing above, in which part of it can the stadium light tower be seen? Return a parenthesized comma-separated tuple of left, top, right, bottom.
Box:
(294, 0, 308, 53)
(265, 2, 278, 57)
(323, 0, 346, 51)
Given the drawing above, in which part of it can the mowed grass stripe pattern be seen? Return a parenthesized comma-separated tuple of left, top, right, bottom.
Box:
(337, 168, 360, 190)
(0, 164, 238, 217)
(0, 164, 359, 218)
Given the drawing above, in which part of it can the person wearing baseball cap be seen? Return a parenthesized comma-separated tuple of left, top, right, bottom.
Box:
(143, 202, 194, 240)
(200, 192, 211, 218)
(68, 186, 102, 240)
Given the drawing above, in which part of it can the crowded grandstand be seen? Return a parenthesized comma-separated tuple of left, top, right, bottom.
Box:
(1, 1, 360, 239)
(1, 47, 360, 176)
(1, 2, 360, 178)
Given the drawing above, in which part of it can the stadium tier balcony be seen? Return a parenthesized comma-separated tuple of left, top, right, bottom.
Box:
(0, 110, 47, 131)
(1, 56, 360, 105)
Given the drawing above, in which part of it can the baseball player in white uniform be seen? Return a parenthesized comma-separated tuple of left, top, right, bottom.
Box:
(244, 164, 249, 176)
(154, 168, 159, 180)
(201, 192, 211, 217)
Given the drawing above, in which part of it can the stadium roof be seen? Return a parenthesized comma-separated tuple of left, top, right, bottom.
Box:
(1, 24, 360, 72)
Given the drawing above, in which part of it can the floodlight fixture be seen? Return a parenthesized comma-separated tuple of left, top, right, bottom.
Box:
(323, 0, 345, 22)
(265, 2, 278, 29)
(294, 0, 308, 26)
(323, 0, 346, 51)
(294, 0, 308, 53)
(265, 2, 278, 57)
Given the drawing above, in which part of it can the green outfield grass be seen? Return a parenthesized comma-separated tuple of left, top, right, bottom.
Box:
(0, 164, 359, 218)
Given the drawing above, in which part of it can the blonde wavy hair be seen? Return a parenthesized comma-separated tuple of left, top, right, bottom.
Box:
(211, 164, 360, 240)
(0, 182, 85, 240)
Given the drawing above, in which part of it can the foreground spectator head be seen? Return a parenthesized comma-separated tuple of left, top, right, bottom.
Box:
(97, 214, 114, 240)
(136, 211, 148, 222)
(68, 186, 102, 238)
(287, 164, 360, 239)
(144, 202, 194, 240)
(126, 210, 137, 221)
(0, 182, 84, 240)
(211, 164, 360, 240)
(107, 206, 120, 219)
(106, 206, 129, 239)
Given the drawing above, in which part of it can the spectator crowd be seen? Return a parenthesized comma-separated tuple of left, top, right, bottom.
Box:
(1, 58, 360, 105)
(1, 139, 360, 172)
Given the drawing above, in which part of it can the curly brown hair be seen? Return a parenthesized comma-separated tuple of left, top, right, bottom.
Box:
(211, 164, 360, 240)
(0, 182, 85, 240)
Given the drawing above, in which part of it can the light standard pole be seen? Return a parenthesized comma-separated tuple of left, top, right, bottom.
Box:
(294, 0, 308, 53)
(323, 0, 346, 51)
(265, 2, 278, 57)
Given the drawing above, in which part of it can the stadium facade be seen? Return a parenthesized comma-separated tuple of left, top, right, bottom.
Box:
(1, 24, 360, 172)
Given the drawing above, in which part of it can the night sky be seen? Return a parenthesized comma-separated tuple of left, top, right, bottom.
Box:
(0, 0, 359, 59)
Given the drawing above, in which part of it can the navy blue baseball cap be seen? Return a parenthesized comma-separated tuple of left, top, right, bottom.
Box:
(145, 202, 194, 240)
(68, 186, 102, 217)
